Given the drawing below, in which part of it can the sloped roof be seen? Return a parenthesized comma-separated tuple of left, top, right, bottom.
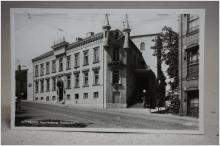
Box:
(32, 50, 54, 62)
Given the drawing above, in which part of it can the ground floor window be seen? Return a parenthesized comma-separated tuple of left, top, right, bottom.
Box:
(94, 92, 99, 98)
(83, 93, 88, 99)
(187, 90, 199, 117)
(40, 80, 44, 92)
(35, 97, 38, 101)
(52, 78, 56, 91)
(66, 75, 71, 89)
(52, 96, 56, 101)
(46, 78, 50, 92)
(75, 94, 79, 99)
(46, 96, 49, 101)
(41, 97, 44, 100)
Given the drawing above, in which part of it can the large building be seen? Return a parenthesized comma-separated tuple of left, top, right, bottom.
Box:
(178, 14, 200, 117)
(32, 14, 163, 108)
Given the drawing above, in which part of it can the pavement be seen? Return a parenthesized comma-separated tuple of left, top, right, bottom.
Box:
(15, 100, 199, 130)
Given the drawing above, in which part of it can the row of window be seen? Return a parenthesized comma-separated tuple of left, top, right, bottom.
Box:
(34, 92, 99, 101)
(35, 47, 100, 77)
(34, 68, 100, 93)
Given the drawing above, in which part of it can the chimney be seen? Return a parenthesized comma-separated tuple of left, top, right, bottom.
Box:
(86, 32, 94, 38)
(76, 37, 83, 42)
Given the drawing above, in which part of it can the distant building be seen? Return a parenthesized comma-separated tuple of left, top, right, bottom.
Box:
(31, 14, 162, 108)
(15, 65, 28, 100)
(179, 14, 199, 117)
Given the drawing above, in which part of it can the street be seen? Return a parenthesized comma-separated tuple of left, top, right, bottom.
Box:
(15, 101, 198, 130)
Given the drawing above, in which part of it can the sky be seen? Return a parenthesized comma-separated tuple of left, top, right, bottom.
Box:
(14, 9, 179, 72)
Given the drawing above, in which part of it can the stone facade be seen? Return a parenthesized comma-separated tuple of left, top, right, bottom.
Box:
(179, 14, 200, 117)
(32, 15, 157, 108)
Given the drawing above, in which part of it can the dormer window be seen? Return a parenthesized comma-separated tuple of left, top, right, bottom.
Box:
(140, 42, 145, 51)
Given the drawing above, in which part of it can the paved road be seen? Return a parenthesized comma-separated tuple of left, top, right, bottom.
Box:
(15, 101, 198, 130)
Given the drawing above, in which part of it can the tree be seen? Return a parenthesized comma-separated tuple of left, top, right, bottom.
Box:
(151, 26, 178, 92)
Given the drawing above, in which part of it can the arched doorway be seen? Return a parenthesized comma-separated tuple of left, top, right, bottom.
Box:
(57, 78, 64, 103)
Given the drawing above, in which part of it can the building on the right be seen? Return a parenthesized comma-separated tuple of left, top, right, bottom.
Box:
(178, 14, 200, 118)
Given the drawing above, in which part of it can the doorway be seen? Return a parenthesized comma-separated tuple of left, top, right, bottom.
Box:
(57, 79, 64, 102)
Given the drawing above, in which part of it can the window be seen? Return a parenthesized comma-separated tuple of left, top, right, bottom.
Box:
(94, 92, 99, 98)
(93, 47, 100, 63)
(188, 15, 199, 33)
(35, 65, 39, 77)
(66, 55, 71, 70)
(52, 96, 56, 101)
(46, 78, 50, 91)
(74, 53, 80, 67)
(40, 79, 44, 92)
(41, 97, 44, 100)
(66, 75, 71, 89)
(46, 96, 49, 101)
(52, 77, 56, 91)
(67, 94, 70, 100)
(93, 69, 100, 85)
(140, 42, 145, 51)
(52, 60, 56, 73)
(35, 97, 38, 101)
(35, 81, 39, 93)
(188, 47, 199, 64)
(83, 50, 89, 66)
(59, 57, 63, 71)
(83, 71, 89, 86)
(113, 48, 120, 61)
(83, 93, 88, 99)
(46, 62, 50, 74)
(75, 94, 79, 99)
(112, 70, 120, 84)
(187, 90, 199, 117)
(187, 46, 199, 78)
(40, 63, 44, 76)
(74, 73, 80, 88)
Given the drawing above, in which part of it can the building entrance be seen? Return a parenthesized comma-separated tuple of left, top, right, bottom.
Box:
(57, 79, 64, 103)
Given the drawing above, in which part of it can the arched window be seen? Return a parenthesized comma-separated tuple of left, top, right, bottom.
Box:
(140, 42, 145, 51)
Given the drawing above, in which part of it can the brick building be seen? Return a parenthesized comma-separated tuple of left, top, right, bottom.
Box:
(178, 14, 200, 117)
(32, 14, 161, 108)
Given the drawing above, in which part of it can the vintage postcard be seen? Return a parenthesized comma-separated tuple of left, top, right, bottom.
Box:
(11, 9, 205, 133)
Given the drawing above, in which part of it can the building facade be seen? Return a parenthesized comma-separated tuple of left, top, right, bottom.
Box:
(179, 14, 200, 117)
(32, 14, 160, 108)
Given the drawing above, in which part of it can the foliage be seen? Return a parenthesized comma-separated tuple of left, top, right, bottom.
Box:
(151, 26, 179, 91)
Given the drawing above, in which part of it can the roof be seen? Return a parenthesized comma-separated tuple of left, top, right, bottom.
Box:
(67, 32, 103, 50)
(32, 30, 156, 62)
(130, 33, 159, 39)
(32, 50, 54, 62)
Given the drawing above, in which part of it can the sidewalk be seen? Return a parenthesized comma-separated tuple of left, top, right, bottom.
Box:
(22, 100, 198, 122)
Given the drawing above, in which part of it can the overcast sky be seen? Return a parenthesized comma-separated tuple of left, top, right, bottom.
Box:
(14, 9, 179, 72)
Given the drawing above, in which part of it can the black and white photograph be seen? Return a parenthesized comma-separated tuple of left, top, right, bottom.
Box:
(11, 9, 205, 133)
